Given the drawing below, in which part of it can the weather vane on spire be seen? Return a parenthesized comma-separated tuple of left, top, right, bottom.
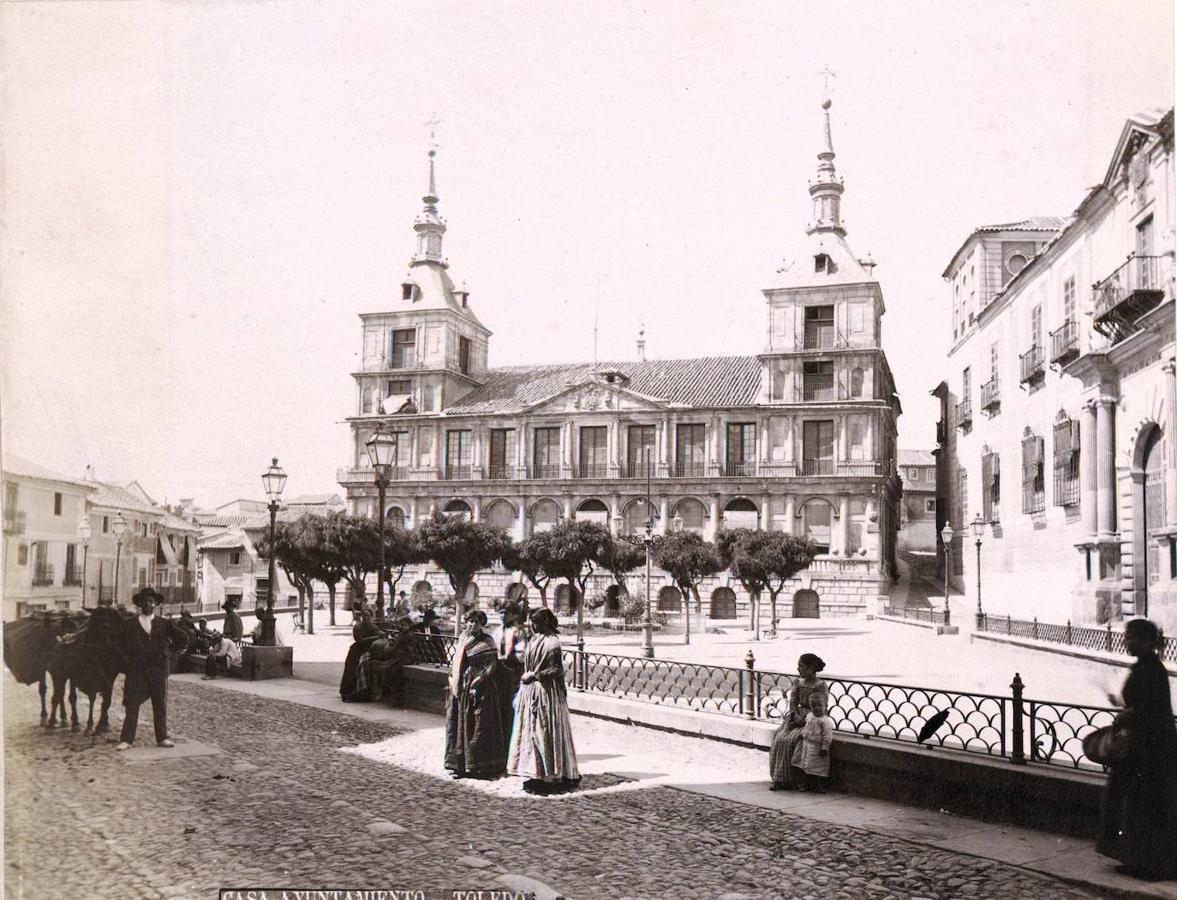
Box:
(425, 114, 442, 154)
(818, 65, 836, 99)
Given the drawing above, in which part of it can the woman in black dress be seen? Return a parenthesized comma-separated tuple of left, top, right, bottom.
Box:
(1096, 618, 1177, 880)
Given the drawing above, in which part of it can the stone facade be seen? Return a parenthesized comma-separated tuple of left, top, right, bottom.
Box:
(340, 102, 902, 621)
(935, 108, 1176, 631)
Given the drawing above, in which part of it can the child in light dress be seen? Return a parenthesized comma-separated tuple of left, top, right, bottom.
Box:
(791, 695, 834, 792)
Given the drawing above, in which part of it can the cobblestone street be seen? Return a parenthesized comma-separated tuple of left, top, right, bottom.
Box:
(4, 675, 1120, 900)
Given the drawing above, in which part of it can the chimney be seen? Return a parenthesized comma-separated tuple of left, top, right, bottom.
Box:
(636, 323, 646, 362)
(84, 464, 94, 481)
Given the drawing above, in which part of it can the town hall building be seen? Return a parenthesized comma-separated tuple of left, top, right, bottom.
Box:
(338, 101, 901, 620)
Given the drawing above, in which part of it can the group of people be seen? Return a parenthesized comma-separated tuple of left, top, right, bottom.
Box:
(444, 602, 580, 794)
(339, 605, 441, 704)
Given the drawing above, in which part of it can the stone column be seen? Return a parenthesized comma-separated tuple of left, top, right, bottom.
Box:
(471, 497, 482, 523)
(433, 424, 443, 473)
(838, 496, 851, 556)
(659, 496, 670, 533)
(610, 494, 622, 535)
(785, 417, 796, 469)
(761, 494, 772, 531)
(563, 495, 574, 521)
(1081, 400, 1098, 538)
(407, 497, 417, 529)
(783, 495, 795, 534)
(1096, 396, 1117, 539)
(660, 415, 671, 474)
(708, 495, 722, 541)
(759, 419, 769, 475)
(1165, 361, 1177, 527)
(517, 421, 528, 475)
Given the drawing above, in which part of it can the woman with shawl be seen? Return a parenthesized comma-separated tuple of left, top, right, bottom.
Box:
(769, 652, 830, 790)
(507, 608, 580, 794)
(444, 609, 509, 779)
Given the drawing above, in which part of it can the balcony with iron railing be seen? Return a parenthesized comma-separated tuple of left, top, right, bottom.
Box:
(955, 399, 972, 430)
(1018, 345, 1045, 386)
(1092, 254, 1167, 343)
(980, 379, 1001, 415)
(3, 510, 26, 535)
(443, 465, 472, 481)
(529, 464, 563, 480)
(724, 461, 756, 477)
(800, 379, 839, 402)
(359, 355, 422, 373)
(574, 463, 610, 480)
(799, 459, 835, 476)
(1049, 321, 1079, 367)
(484, 464, 517, 481)
(31, 563, 55, 587)
(63, 566, 84, 587)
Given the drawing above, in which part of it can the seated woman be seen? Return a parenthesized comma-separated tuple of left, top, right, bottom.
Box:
(507, 608, 580, 794)
(203, 631, 242, 679)
(444, 610, 509, 779)
(769, 653, 829, 790)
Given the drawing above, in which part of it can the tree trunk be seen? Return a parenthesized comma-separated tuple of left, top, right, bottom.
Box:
(691, 585, 703, 626)
(770, 590, 778, 636)
(573, 576, 585, 645)
(306, 584, 315, 635)
(453, 577, 468, 636)
(538, 585, 548, 608)
(327, 582, 337, 626)
(296, 584, 306, 618)
(682, 580, 691, 645)
(751, 589, 760, 641)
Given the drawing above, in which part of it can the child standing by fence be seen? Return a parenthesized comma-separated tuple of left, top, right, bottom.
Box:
(792, 695, 834, 792)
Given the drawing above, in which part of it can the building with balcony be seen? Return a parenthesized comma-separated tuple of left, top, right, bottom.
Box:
(2, 456, 95, 620)
(339, 100, 901, 620)
(897, 449, 938, 553)
(935, 108, 1175, 630)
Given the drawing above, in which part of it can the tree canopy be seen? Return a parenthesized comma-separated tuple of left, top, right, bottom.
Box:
(415, 513, 511, 629)
(502, 531, 556, 607)
(652, 531, 723, 644)
(717, 528, 817, 637)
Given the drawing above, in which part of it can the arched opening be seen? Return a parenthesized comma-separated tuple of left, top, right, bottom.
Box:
(604, 584, 624, 616)
(673, 498, 707, 534)
(577, 498, 609, 527)
(657, 585, 683, 612)
(386, 505, 406, 529)
(484, 499, 515, 530)
(361, 387, 374, 414)
(411, 579, 434, 607)
(1139, 425, 1166, 616)
(793, 589, 820, 618)
(443, 499, 472, 520)
(710, 587, 737, 619)
(723, 497, 759, 530)
(531, 499, 561, 533)
(622, 497, 657, 535)
(801, 499, 833, 554)
(771, 368, 786, 401)
(554, 583, 581, 614)
(505, 582, 528, 603)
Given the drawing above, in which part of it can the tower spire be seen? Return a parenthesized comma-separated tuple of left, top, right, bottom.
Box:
(806, 97, 846, 238)
(412, 122, 447, 266)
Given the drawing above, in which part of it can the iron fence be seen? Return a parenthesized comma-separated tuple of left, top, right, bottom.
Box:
(882, 605, 949, 625)
(976, 613, 1175, 664)
(401, 634, 1168, 772)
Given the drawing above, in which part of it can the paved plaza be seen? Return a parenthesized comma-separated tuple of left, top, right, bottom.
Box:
(6, 652, 1174, 900)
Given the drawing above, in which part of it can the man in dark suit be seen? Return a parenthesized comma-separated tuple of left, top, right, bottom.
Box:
(116, 588, 176, 750)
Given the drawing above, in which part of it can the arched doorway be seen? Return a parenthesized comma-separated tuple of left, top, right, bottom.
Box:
(793, 589, 820, 618)
(658, 585, 683, 612)
(577, 498, 610, 527)
(710, 587, 737, 619)
(443, 499, 472, 520)
(1140, 426, 1165, 615)
(411, 579, 433, 607)
(554, 583, 581, 613)
(722, 497, 759, 530)
(604, 584, 625, 616)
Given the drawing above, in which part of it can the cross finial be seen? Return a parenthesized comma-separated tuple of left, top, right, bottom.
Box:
(819, 66, 836, 97)
(425, 115, 442, 153)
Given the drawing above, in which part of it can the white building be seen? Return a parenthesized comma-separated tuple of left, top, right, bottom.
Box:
(936, 108, 1175, 631)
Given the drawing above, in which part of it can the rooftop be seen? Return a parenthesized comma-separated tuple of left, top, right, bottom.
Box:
(897, 449, 936, 467)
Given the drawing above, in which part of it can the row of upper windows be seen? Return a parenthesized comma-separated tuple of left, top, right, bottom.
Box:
(363, 326, 474, 374)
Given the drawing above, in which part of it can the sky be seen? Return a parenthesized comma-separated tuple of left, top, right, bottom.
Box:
(1, 1, 1172, 508)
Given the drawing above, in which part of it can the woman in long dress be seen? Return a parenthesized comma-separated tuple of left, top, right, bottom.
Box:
(496, 600, 528, 748)
(769, 653, 829, 790)
(444, 610, 509, 779)
(1096, 618, 1177, 880)
(507, 608, 580, 794)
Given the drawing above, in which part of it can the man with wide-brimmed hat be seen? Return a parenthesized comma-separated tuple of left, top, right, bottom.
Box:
(115, 588, 176, 750)
(221, 598, 243, 643)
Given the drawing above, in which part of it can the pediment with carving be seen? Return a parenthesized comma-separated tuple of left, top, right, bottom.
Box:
(524, 380, 670, 415)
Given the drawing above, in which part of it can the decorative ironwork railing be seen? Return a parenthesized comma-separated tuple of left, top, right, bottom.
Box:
(529, 464, 563, 480)
(799, 459, 835, 476)
(32, 563, 55, 586)
(401, 636, 1172, 772)
(955, 399, 972, 429)
(882, 604, 949, 625)
(976, 613, 1175, 664)
(1049, 321, 1079, 366)
(63, 566, 84, 587)
(1018, 345, 1044, 385)
(671, 462, 706, 478)
(980, 379, 1000, 413)
(484, 464, 515, 481)
(1093, 254, 1166, 320)
(443, 465, 472, 481)
(724, 462, 755, 477)
(574, 463, 609, 479)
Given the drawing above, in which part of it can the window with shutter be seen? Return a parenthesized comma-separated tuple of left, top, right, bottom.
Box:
(1022, 432, 1045, 514)
(1053, 417, 1080, 506)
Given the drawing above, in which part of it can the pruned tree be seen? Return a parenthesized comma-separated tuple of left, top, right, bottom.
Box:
(538, 520, 612, 641)
(652, 531, 723, 645)
(502, 531, 556, 608)
(717, 528, 770, 640)
(415, 513, 511, 633)
(380, 524, 428, 619)
(758, 532, 819, 632)
(597, 537, 647, 599)
(321, 514, 382, 613)
(256, 518, 317, 629)
(309, 511, 351, 625)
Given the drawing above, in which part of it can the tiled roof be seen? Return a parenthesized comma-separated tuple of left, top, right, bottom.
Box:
(445, 357, 764, 416)
(897, 449, 936, 467)
(1, 455, 95, 490)
(193, 513, 256, 528)
(974, 217, 1069, 233)
(161, 512, 201, 532)
(286, 494, 344, 506)
(89, 482, 160, 515)
(198, 531, 247, 551)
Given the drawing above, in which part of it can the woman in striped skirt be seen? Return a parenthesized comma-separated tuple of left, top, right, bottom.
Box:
(769, 653, 829, 790)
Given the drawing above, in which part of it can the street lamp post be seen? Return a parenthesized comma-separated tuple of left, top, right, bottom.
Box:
(260, 457, 288, 647)
(78, 516, 92, 609)
(640, 448, 655, 659)
(111, 512, 127, 606)
(971, 515, 986, 629)
(940, 522, 954, 627)
(366, 429, 397, 622)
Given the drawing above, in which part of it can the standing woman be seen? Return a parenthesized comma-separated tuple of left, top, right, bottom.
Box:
(769, 653, 829, 790)
(496, 601, 528, 746)
(1096, 618, 1177, 880)
(444, 609, 509, 779)
(508, 608, 580, 794)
